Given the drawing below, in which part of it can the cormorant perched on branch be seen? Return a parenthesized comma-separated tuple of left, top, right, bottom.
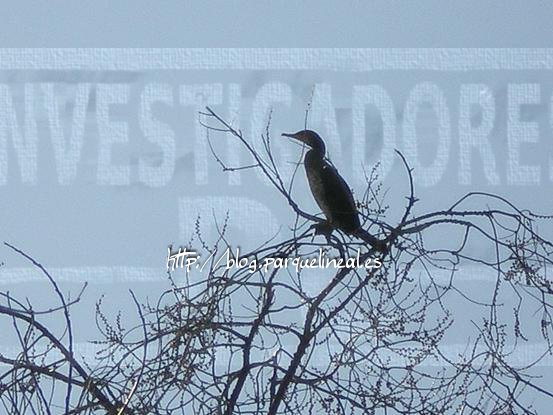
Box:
(282, 130, 386, 252)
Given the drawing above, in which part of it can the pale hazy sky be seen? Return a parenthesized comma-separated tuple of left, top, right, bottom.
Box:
(3, 1, 553, 47)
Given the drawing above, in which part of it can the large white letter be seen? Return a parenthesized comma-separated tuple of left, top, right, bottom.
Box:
(226, 84, 242, 186)
(550, 92, 553, 183)
(138, 83, 175, 187)
(43, 83, 90, 185)
(507, 84, 540, 185)
(250, 83, 292, 184)
(458, 84, 499, 185)
(308, 83, 342, 163)
(402, 82, 451, 187)
(97, 84, 130, 185)
(179, 196, 279, 250)
(180, 84, 223, 186)
(0, 84, 38, 184)
(352, 85, 396, 187)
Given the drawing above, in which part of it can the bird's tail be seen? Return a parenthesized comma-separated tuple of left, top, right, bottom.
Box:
(353, 228, 387, 253)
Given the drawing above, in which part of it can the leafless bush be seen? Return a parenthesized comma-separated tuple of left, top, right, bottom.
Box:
(0, 108, 552, 414)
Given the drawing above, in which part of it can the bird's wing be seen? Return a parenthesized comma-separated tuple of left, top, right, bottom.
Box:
(319, 161, 358, 215)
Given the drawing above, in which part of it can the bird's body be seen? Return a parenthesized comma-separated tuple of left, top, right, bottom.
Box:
(282, 129, 385, 252)
(303, 149, 360, 233)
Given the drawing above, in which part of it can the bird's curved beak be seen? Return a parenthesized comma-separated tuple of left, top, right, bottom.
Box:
(282, 132, 302, 143)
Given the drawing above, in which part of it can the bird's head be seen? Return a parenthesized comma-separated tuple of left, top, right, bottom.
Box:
(282, 130, 326, 156)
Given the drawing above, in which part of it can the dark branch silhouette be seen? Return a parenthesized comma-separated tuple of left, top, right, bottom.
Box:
(0, 108, 551, 414)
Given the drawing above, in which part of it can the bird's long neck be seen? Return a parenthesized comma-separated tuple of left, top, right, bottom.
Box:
(304, 149, 326, 168)
(309, 140, 326, 158)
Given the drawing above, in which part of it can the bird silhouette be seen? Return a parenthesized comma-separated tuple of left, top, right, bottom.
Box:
(282, 130, 386, 252)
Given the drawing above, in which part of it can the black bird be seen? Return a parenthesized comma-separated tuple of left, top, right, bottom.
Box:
(282, 130, 386, 252)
